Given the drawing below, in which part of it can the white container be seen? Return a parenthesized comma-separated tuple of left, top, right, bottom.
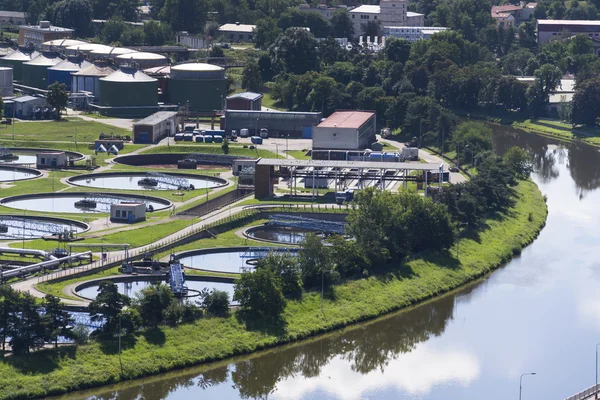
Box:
(240, 128, 249, 137)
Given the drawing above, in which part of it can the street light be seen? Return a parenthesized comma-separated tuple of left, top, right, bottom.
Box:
(255, 117, 259, 136)
(271, 142, 279, 158)
(118, 306, 129, 377)
(519, 372, 536, 400)
(595, 343, 600, 399)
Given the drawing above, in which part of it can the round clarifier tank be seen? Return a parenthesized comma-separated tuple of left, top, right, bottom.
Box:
(0, 215, 89, 240)
(0, 148, 84, 165)
(0, 192, 171, 214)
(116, 52, 167, 68)
(66, 43, 113, 56)
(67, 172, 227, 191)
(0, 166, 41, 182)
(175, 248, 298, 274)
(22, 51, 62, 89)
(245, 225, 323, 245)
(3, 47, 39, 81)
(168, 63, 227, 112)
(0, 67, 13, 97)
(47, 57, 91, 91)
(98, 67, 158, 117)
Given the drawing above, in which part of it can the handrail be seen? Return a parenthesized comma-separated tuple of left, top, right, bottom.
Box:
(564, 384, 600, 400)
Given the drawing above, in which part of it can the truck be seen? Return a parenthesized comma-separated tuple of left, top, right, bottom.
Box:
(260, 128, 269, 138)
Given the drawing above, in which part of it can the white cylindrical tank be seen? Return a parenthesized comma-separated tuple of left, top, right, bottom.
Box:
(0, 67, 14, 97)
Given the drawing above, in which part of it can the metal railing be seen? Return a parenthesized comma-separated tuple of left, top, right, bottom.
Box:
(564, 384, 600, 400)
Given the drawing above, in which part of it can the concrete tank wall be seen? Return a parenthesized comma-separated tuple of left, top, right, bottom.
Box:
(0, 67, 13, 97)
(167, 78, 226, 112)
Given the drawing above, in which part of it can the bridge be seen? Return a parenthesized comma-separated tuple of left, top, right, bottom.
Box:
(147, 172, 193, 190)
(169, 262, 186, 297)
(81, 194, 153, 208)
(565, 384, 600, 400)
(266, 214, 346, 234)
(0, 216, 76, 237)
(71, 313, 103, 329)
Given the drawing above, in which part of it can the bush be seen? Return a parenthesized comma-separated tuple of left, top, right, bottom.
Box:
(164, 300, 184, 327)
(199, 289, 230, 317)
(182, 302, 202, 323)
(234, 268, 286, 321)
(71, 325, 90, 345)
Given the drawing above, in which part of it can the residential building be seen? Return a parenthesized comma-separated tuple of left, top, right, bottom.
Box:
(0, 11, 26, 26)
(537, 20, 600, 48)
(312, 111, 376, 150)
(491, 2, 536, 27)
(18, 21, 73, 49)
(349, 0, 424, 36)
(218, 23, 256, 42)
(383, 26, 448, 42)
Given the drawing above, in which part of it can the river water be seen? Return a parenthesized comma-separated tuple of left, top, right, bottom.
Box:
(55, 127, 600, 400)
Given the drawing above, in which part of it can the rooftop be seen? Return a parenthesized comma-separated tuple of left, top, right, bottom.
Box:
(256, 158, 443, 171)
(20, 24, 73, 33)
(317, 111, 375, 129)
(134, 111, 178, 126)
(219, 23, 256, 33)
(407, 11, 424, 17)
(227, 92, 263, 101)
(491, 4, 523, 13)
(350, 4, 379, 13)
(537, 19, 600, 25)
(12, 96, 41, 103)
(0, 11, 26, 18)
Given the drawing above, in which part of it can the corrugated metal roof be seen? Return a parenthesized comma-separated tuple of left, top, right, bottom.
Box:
(72, 62, 117, 77)
(100, 67, 157, 82)
(317, 111, 375, 129)
(3, 49, 38, 61)
(24, 52, 62, 66)
(256, 158, 442, 171)
(134, 111, 178, 126)
(219, 23, 256, 33)
(48, 58, 91, 71)
(227, 92, 263, 101)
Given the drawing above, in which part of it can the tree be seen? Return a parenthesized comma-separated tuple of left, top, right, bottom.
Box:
(254, 17, 281, 50)
(234, 267, 286, 321)
(43, 294, 73, 348)
(159, 0, 205, 33)
(242, 62, 262, 92)
(257, 253, 302, 298)
(221, 138, 229, 154)
(10, 293, 45, 355)
(503, 146, 533, 179)
(361, 20, 380, 38)
(93, 0, 139, 21)
(330, 9, 354, 39)
(143, 20, 170, 46)
(210, 45, 224, 58)
(136, 283, 173, 328)
(48, 0, 93, 36)
(89, 281, 130, 335)
(298, 233, 331, 288)
(568, 34, 594, 57)
(269, 28, 319, 75)
(199, 289, 230, 317)
(0, 285, 18, 353)
(101, 17, 127, 44)
(571, 76, 600, 126)
(47, 82, 69, 120)
(452, 121, 493, 164)
(384, 37, 411, 64)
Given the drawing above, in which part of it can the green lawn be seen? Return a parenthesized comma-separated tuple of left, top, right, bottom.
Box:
(286, 150, 311, 160)
(512, 119, 600, 146)
(0, 179, 547, 400)
(141, 145, 281, 158)
(261, 92, 286, 111)
(36, 266, 121, 300)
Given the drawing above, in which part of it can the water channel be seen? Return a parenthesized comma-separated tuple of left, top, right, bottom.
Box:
(53, 126, 600, 400)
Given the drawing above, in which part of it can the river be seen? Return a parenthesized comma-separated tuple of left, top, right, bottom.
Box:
(54, 127, 600, 400)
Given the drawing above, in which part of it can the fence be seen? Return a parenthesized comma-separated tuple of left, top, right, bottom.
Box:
(177, 188, 254, 217)
(36, 203, 350, 284)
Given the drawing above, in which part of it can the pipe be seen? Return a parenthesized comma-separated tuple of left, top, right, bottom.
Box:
(1, 251, 92, 280)
(0, 247, 54, 260)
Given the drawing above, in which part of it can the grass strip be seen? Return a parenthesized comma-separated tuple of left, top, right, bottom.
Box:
(0, 180, 547, 400)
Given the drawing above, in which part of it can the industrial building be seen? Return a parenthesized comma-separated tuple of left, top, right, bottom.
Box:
(18, 22, 73, 49)
(349, 0, 424, 36)
(132, 111, 178, 144)
(537, 20, 600, 49)
(96, 67, 158, 118)
(218, 23, 256, 42)
(168, 63, 227, 112)
(71, 61, 117, 99)
(4, 95, 48, 119)
(22, 51, 62, 89)
(226, 92, 262, 110)
(383, 26, 448, 42)
(116, 52, 168, 68)
(110, 202, 146, 223)
(312, 111, 376, 150)
(0, 11, 26, 26)
(1, 48, 39, 81)
(0, 67, 13, 97)
(223, 110, 322, 137)
(47, 56, 90, 91)
(36, 151, 66, 168)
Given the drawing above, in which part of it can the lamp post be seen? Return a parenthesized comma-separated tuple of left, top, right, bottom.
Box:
(519, 372, 536, 400)
(595, 343, 600, 399)
(118, 306, 129, 377)
(271, 142, 279, 158)
(419, 120, 423, 148)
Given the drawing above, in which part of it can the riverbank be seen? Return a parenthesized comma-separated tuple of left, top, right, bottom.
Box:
(0, 180, 547, 400)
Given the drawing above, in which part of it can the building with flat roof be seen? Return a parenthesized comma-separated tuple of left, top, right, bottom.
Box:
(219, 23, 256, 42)
(383, 26, 447, 42)
(537, 19, 600, 46)
(110, 202, 146, 223)
(350, 0, 423, 36)
(133, 111, 178, 144)
(312, 111, 376, 150)
(0, 11, 26, 26)
(18, 21, 73, 49)
(226, 92, 263, 110)
(223, 110, 322, 137)
(36, 151, 66, 168)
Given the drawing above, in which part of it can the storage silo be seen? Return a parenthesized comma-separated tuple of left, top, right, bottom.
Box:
(90, 47, 137, 61)
(66, 43, 113, 57)
(22, 51, 62, 89)
(71, 61, 117, 99)
(2, 48, 39, 81)
(168, 63, 227, 112)
(42, 39, 87, 51)
(116, 52, 167, 69)
(47, 57, 91, 91)
(0, 67, 13, 96)
(98, 66, 158, 117)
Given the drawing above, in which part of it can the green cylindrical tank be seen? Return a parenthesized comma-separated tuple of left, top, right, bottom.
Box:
(98, 67, 158, 118)
(2, 48, 38, 81)
(167, 63, 227, 112)
(22, 51, 62, 89)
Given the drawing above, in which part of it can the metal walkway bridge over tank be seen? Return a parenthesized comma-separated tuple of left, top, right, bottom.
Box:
(82, 194, 152, 206)
(147, 172, 192, 189)
(0, 216, 75, 237)
(240, 247, 299, 260)
(169, 262, 186, 297)
(266, 214, 346, 234)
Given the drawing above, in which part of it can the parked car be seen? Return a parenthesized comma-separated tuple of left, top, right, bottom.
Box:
(449, 166, 459, 172)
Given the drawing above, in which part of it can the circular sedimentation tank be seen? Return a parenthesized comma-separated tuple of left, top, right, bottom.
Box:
(3, 48, 39, 81)
(98, 67, 158, 118)
(67, 171, 227, 191)
(0, 166, 41, 182)
(0, 215, 89, 239)
(168, 63, 227, 112)
(0, 192, 171, 214)
(0, 148, 84, 165)
(22, 51, 62, 89)
(175, 248, 298, 274)
(245, 225, 322, 245)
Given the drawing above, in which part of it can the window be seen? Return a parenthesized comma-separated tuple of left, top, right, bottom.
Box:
(374, 15, 377, 19)
(249, 35, 253, 40)
(352, 14, 355, 18)
(115, 210, 121, 218)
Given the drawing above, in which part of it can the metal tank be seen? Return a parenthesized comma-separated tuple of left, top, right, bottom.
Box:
(66, 43, 113, 57)
(116, 52, 167, 69)
(22, 51, 62, 89)
(167, 63, 227, 112)
(98, 66, 158, 117)
(90, 47, 137, 61)
(42, 39, 87, 51)
(47, 57, 91, 91)
(71, 61, 117, 99)
(1, 48, 38, 81)
(0, 67, 13, 96)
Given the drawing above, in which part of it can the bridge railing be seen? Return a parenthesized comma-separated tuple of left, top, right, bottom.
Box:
(565, 384, 600, 400)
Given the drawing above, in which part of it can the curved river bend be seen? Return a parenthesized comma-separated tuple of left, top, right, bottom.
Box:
(53, 127, 599, 400)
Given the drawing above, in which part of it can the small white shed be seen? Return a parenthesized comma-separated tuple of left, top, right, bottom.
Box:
(110, 202, 146, 223)
(36, 151, 66, 168)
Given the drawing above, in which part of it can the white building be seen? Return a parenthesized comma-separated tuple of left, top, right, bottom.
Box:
(537, 20, 600, 50)
(383, 26, 447, 42)
(491, 3, 536, 28)
(36, 152, 66, 168)
(0, 11, 26, 26)
(350, 0, 424, 36)
(218, 23, 256, 42)
(110, 202, 147, 223)
(312, 111, 376, 150)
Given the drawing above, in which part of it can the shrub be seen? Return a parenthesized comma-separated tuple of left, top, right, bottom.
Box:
(199, 289, 230, 317)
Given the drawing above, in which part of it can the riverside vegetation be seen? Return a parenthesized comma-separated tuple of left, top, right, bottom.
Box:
(0, 147, 547, 399)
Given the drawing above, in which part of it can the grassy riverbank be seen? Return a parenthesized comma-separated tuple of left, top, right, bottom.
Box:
(0, 180, 547, 400)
